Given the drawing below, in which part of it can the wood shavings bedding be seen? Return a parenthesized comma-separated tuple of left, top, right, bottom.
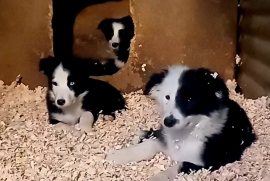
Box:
(0, 79, 269, 181)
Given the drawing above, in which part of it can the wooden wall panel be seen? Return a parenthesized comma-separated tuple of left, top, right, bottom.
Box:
(0, 0, 53, 88)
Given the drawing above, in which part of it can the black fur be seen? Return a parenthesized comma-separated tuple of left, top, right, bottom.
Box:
(200, 99, 257, 172)
(177, 98, 257, 174)
(176, 68, 230, 117)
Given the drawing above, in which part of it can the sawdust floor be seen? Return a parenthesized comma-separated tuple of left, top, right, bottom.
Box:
(0, 79, 270, 181)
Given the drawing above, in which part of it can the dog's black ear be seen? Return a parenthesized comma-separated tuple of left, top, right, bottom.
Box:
(196, 68, 229, 100)
(97, 18, 112, 30)
(39, 56, 54, 72)
(121, 16, 135, 38)
(144, 70, 168, 95)
(121, 16, 133, 24)
(39, 56, 59, 76)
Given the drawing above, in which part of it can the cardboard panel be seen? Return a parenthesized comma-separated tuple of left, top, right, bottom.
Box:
(0, 0, 53, 88)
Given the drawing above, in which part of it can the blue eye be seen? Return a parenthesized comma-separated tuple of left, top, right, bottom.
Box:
(70, 82, 75, 86)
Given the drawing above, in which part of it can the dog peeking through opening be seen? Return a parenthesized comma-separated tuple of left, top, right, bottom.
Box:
(98, 15, 134, 73)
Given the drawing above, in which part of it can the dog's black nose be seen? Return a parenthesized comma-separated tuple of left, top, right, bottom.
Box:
(57, 99, 65, 106)
(164, 116, 177, 127)
(112, 42, 119, 48)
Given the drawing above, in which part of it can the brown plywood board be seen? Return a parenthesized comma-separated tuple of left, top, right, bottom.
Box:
(130, 0, 237, 91)
(74, 0, 237, 93)
(0, 0, 53, 89)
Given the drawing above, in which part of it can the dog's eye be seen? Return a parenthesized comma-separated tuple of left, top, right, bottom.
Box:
(119, 31, 125, 36)
(165, 95, 170, 100)
(52, 81, 57, 86)
(70, 82, 75, 86)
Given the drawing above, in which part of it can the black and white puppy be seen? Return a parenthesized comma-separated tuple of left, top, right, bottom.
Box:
(98, 15, 134, 51)
(39, 56, 126, 132)
(106, 65, 256, 181)
(98, 16, 134, 71)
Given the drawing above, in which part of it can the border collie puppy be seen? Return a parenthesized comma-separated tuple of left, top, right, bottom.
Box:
(106, 66, 256, 181)
(39, 56, 126, 132)
(98, 16, 134, 71)
(98, 15, 134, 51)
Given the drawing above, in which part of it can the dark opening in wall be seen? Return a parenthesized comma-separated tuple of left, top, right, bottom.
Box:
(51, 0, 122, 59)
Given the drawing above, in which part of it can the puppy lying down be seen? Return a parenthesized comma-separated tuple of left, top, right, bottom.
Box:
(39, 56, 126, 133)
(106, 65, 256, 181)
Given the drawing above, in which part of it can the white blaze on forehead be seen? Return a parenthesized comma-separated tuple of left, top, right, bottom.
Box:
(52, 63, 75, 107)
(152, 65, 189, 118)
(53, 63, 69, 86)
(111, 22, 124, 43)
(163, 66, 188, 119)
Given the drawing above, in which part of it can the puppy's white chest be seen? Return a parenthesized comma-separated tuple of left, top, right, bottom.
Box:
(165, 136, 205, 166)
(52, 102, 84, 125)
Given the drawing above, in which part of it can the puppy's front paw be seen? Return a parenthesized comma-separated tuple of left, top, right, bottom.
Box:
(79, 111, 94, 133)
(148, 171, 175, 181)
(54, 123, 83, 137)
(106, 148, 132, 164)
(79, 120, 93, 133)
(103, 115, 115, 121)
(148, 163, 180, 181)
(79, 125, 93, 133)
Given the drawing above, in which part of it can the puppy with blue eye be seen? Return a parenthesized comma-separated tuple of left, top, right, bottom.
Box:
(106, 65, 256, 181)
(39, 56, 126, 132)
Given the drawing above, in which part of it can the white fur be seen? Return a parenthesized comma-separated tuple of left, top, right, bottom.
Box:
(114, 59, 125, 68)
(79, 111, 95, 133)
(150, 65, 188, 121)
(148, 163, 181, 181)
(163, 111, 227, 166)
(52, 63, 75, 107)
(110, 22, 124, 49)
(51, 91, 88, 125)
(53, 122, 84, 137)
(106, 139, 162, 164)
